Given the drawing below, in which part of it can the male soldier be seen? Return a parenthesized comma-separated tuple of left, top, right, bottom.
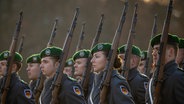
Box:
(72, 49, 90, 82)
(176, 38, 184, 68)
(138, 51, 147, 74)
(0, 51, 35, 104)
(63, 58, 74, 77)
(72, 49, 94, 99)
(39, 46, 86, 104)
(118, 45, 149, 104)
(26, 53, 41, 92)
(147, 34, 184, 104)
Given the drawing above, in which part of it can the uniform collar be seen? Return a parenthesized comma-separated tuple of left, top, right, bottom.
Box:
(127, 67, 139, 81)
(164, 60, 177, 76)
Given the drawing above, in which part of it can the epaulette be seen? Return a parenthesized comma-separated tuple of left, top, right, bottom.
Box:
(178, 68, 184, 72)
(114, 74, 126, 80)
(139, 73, 149, 79)
(68, 76, 77, 82)
(20, 79, 28, 85)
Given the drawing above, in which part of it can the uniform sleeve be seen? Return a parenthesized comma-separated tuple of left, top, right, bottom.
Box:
(135, 76, 149, 104)
(111, 77, 135, 104)
(60, 82, 87, 104)
(173, 75, 184, 103)
(16, 84, 35, 104)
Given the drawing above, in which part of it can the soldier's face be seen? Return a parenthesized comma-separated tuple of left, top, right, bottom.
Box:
(63, 66, 73, 77)
(138, 60, 146, 74)
(74, 58, 87, 76)
(152, 44, 160, 64)
(0, 60, 7, 76)
(91, 51, 107, 73)
(40, 57, 58, 78)
(26, 63, 40, 80)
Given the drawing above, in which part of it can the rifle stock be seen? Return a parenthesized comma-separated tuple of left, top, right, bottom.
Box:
(121, 3, 138, 79)
(100, 1, 128, 103)
(81, 14, 104, 98)
(153, 0, 173, 104)
(144, 14, 157, 76)
(1, 11, 23, 104)
(50, 8, 79, 104)
(76, 22, 86, 51)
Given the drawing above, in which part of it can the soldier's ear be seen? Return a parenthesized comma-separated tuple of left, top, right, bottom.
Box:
(54, 61, 60, 68)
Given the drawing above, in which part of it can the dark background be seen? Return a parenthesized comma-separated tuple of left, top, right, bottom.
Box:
(0, 0, 183, 82)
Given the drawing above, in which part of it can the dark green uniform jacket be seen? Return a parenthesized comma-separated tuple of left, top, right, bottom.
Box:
(39, 74, 86, 104)
(127, 68, 149, 104)
(88, 70, 135, 104)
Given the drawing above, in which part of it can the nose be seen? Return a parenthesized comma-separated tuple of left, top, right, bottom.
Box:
(74, 63, 77, 68)
(91, 57, 94, 63)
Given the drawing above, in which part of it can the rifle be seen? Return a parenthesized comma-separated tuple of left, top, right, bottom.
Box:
(18, 35, 25, 53)
(121, 3, 138, 79)
(100, 1, 128, 103)
(153, 0, 173, 104)
(76, 22, 86, 51)
(81, 14, 104, 98)
(1, 11, 23, 104)
(50, 8, 79, 104)
(34, 18, 58, 104)
(90, 14, 104, 49)
(47, 18, 58, 47)
(144, 14, 157, 76)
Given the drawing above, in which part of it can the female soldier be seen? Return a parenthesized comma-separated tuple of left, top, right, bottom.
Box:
(88, 43, 135, 104)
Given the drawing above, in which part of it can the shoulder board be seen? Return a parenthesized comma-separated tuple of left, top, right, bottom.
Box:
(139, 73, 149, 79)
(20, 79, 28, 85)
(68, 76, 77, 81)
(178, 68, 184, 72)
(114, 74, 126, 80)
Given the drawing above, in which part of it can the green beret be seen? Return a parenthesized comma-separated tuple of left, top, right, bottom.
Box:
(150, 33, 179, 47)
(0, 51, 23, 62)
(40, 46, 63, 59)
(179, 38, 184, 48)
(91, 43, 111, 55)
(141, 51, 148, 60)
(73, 49, 90, 61)
(65, 58, 74, 67)
(26, 53, 41, 63)
(118, 44, 141, 57)
(118, 45, 126, 54)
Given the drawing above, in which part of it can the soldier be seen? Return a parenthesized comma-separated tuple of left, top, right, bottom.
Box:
(88, 43, 135, 104)
(118, 45, 149, 104)
(138, 50, 148, 74)
(0, 51, 35, 104)
(147, 33, 184, 104)
(26, 53, 41, 92)
(72, 49, 94, 99)
(72, 49, 90, 82)
(176, 38, 184, 68)
(63, 58, 74, 77)
(39, 46, 86, 104)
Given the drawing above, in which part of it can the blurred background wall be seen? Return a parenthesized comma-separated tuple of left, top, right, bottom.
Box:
(0, 0, 183, 82)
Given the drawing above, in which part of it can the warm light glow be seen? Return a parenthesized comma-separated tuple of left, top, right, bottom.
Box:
(143, 0, 151, 3)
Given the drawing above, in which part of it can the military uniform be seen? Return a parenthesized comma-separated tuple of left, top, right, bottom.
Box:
(29, 80, 37, 93)
(0, 73, 35, 104)
(88, 70, 135, 104)
(40, 74, 86, 104)
(127, 68, 149, 104)
(146, 61, 184, 104)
